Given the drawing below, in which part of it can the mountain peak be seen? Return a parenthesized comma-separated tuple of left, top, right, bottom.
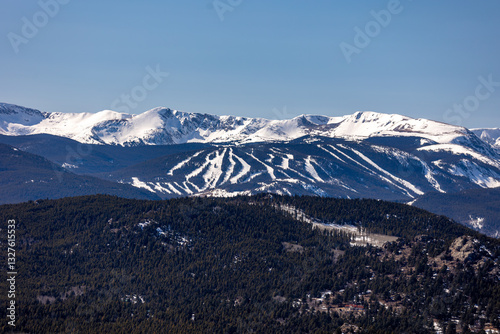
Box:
(471, 128, 500, 149)
(349, 111, 408, 123)
(95, 109, 132, 120)
(0, 102, 47, 117)
(143, 106, 174, 116)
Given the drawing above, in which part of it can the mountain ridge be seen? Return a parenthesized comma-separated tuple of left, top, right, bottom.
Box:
(0, 102, 479, 148)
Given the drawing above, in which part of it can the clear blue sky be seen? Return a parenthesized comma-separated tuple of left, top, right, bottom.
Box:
(1, 0, 499, 128)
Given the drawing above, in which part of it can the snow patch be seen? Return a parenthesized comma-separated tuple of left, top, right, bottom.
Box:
(131, 177, 154, 192)
(467, 216, 485, 230)
(62, 163, 78, 169)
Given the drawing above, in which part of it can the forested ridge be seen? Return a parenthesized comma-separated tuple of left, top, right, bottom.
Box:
(0, 194, 498, 333)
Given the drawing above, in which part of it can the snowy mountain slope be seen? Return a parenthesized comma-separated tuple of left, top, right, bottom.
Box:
(0, 103, 480, 148)
(0, 103, 48, 132)
(100, 136, 500, 202)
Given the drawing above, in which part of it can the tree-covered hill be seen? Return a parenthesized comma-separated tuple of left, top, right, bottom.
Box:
(0, 143, 160, 204)
(413, 187, 500, 238)
(0, 195, 498, 333)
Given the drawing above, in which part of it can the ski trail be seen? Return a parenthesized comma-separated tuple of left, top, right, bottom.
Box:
(320, 145, 346, 164)
(347, 146, 424, 196)
(174, 181, 195, 195)
(247, 151, 276, 180)
(167, 151, 202, 176)
(153, 183, 172, 194)
(221, 148, 236, 185)
(185, 180, 200, 193)
(331, 145, 416, 197)
(230, 152, 251, 184)
(131, 177, 155, 192)
(419, 159, 445, 193)
(328, 145, 372, 172)
(166, 183, 182, 195)
(185, 151, 215, 181)
(305, 156, 324, 182)
(201, 148, 226, 190)
(280, 153, 293, 170)
(266, 154, 275, 164)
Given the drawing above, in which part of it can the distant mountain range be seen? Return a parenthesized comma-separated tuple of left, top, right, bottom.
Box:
(472, 128, 500, 150)
(1, 102, 496, 148)
(1, 102, 499, 236)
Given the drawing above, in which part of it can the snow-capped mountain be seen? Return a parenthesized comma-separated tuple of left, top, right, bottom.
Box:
(472, 128, 500, 150)
(0, 102, 479, 148)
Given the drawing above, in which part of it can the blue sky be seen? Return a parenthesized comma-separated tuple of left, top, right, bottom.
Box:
(1, 0, 499, 128)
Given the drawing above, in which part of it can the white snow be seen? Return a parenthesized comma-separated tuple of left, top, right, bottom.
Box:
(407, 199, 418, 206)
(417, 144, 500, 168)
(448, 159, 500, 188)
(229, 152, 251, 184)
(280, 153, 294, 170)
(138, 220, 153, 229)
(242, 171, 263, 183)
(277, 204, 397, 248)
(198, 188, 253, 197)
(7, 102, 500, 198)
(200, 149, 226, 190)
(175, 181, 196, 194)
(320, 111, 466, 144)
(152, 183, 172, 194)
(420, 160, 444, 193)
(305, 156, 323, 182)
(221, 148, 236, 185)
(62, 163, 78, 169)
(467, 216, 485, 230)
(166, 183, 183, 195)
(185, 151, 215, 181)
